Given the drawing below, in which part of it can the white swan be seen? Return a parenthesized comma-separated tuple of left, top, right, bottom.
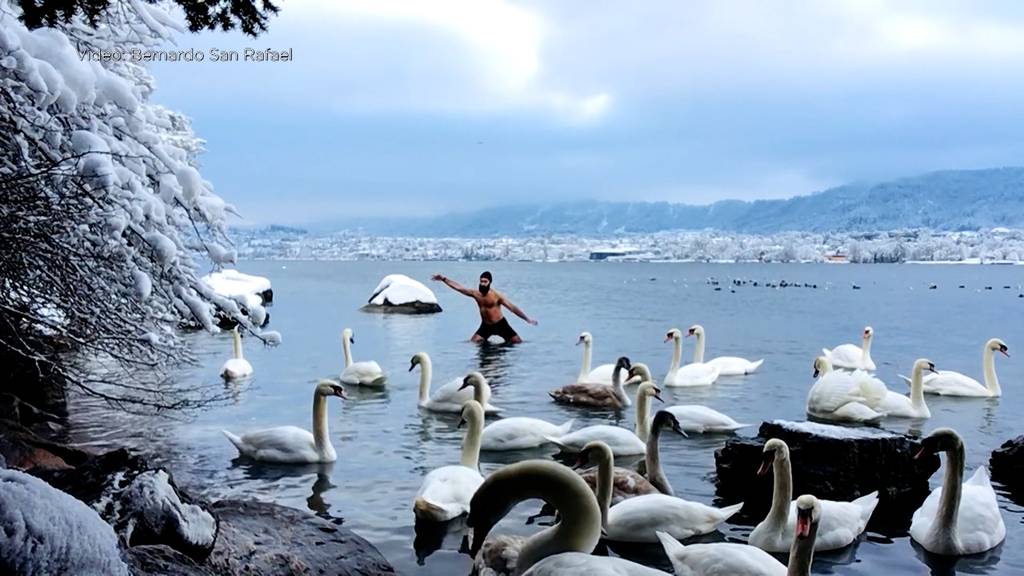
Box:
(545, 382, 661, 456)
(466, 460, 600, 575)
(903, 338, 1009, 397)
(749, 439, 877, 552)
(910, 428, 1005, 555)
(665, 405, 749, 434)
(413, 400, 485, 522)
(822, 326, 876, 371)
(551, 356, 634, 409)
(576, 331, 620, 384)
(410, 353, 501, 414)
(805, 357, 886, 424)
(876, 359, 934, 418)
(522, 553, 668, 575)
(223, 380, 345, 463)
(220, 327, 253, 380)
(626, 362, 653, 385)
(339, 328, 386, 387)
(687, 324, 764, 376)
(658, 495, 821, 576)
(481, 417, 574, 451)
(664, 328, 720, 387)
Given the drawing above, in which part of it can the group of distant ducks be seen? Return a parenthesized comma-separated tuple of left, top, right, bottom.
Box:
(215, 323, 1010, 575)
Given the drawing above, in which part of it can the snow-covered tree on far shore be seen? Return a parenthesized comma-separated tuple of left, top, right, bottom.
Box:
(0, 1, 273, 410)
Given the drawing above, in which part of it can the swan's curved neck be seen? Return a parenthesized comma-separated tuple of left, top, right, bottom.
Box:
(861, 334, 873, 364)
(693, 332, 706, 364)
(578, 339, 592, 382)
(311, 393, 334, 459)
(477, 463, 601, 575)
(594, 447, 613, 528)
(232, 329, 243, 360)
(645, 423, 673, 496)
(910, 364, 928, 410)
(766, 454, 793, 530)
(982, 346, 1000, 395)
(634, 392, 651, 442)
(471, 379, 491, 407)
(612, 367, 629, 406)
(786, 519, 817, 576)
(461, 414, 483, 469)
(341, 336, 353, 368)
(932, 442, 965, 549)
(417, 357, 433, 404)
(669, 337, 682, 373)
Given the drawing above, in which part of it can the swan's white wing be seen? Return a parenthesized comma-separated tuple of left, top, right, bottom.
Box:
(665, 363, 720, 387)
(921, 371, 988, 396)
(340, 360, 385, 385)
(706, 357, 763, 376)
(827, 344, 863, 368)
(829, 402, 884, 423)
(414, 465, 483, 522)
(585, 363, 620, 385)
(957, 468, 1006, 554)
(221, 358, 253, 379)
(665, 405, 747, 433)
(547, 425, 646, 455)
(606, 494, 740, 543)
(523, 552, 669, 575)
(876, 391, 914, 417)
(230, 426, 318, 463)
(851, 371, 889, 406)
(427, 376, 474, 406)
(658, 534, 786, 576)
(480, 418, 572, 450)
(807, 372, 864, 413)
(756, 493, 877, 552)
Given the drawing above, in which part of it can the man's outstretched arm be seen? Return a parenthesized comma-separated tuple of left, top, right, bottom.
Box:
(500, 294, 538, 325)
(431, 274, 476, 298)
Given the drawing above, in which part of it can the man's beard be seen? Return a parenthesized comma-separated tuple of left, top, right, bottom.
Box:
(479, 284, 490, 295)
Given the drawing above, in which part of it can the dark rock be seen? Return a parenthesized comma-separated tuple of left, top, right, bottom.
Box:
(714, 420, 939, 532)
(0, 417, 88, 471)
(208, 500, 395, 576)
(259, 288, 274, 304)
(990, 435, 1024, 503)
(124, 545, 212, 576)
(360, 301, 442, 315)
(34, 448, 149, 505)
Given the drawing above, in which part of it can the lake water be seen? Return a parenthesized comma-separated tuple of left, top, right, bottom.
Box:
(70, 261, 1024, 575)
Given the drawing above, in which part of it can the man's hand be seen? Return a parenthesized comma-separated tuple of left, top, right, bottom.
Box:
(527, 318, 539, 326)
(431, 273, 446, 282)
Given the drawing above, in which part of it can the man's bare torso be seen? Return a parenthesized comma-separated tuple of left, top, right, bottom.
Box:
(475, 290, 503, 324)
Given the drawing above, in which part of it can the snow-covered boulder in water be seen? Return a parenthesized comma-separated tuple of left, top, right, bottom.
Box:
(0, 468, 131, 576)
(201, 269, 273, 307)
(361, 274, 442, 314)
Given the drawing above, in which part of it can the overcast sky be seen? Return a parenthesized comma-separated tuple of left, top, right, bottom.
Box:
(149, 0, 1024, 225)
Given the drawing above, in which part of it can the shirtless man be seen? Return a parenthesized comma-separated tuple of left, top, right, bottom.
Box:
(431, 271, 537, 343)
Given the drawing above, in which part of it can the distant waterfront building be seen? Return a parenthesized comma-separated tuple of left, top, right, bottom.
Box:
(589, 247, 638, 261)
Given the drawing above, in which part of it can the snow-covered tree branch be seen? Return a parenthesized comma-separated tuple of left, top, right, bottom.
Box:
(0, 0, 265, 410)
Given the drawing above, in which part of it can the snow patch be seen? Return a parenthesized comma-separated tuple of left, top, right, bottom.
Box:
(201, 269, 271, 305)
(368, 274, 437, 306)
(122, 470, 216, 549)
(0, 468, 130, 576)
(261, 330, 283, 345)
(773, 420, 896, 440)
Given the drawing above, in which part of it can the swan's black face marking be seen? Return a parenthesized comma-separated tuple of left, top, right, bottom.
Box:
(615, 356, 632, 370)
(927, 361, 938, 374)
(459, 375, 476, 391)
(408, 356, 419, 371)
(998, 343, 1010, 357)
(652, 387, 664, 403)
(653, 411, 685, 436)
(457, 416, 466, 429)
(758, 449, 776, 476)
(574, 448, 592, 469)
(329, 384, 347, 399)
(664, 331, 676, 343)
(813, 364, 821, 378)
(915, 434, 945, 459)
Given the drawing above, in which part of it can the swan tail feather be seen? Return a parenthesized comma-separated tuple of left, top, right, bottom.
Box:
(854, 491, 881, 523)
(898, 375, 912, 386)
(748, 359, 765, 372)
(822, 348, 831, 357)
(369, 374, 388, 387)
(656, 530, 686, 557)
(543, 435, 571, 451)
(222, 430, 245, 453)
(557, 420, 575, 435)
(718, 502, 744, 521)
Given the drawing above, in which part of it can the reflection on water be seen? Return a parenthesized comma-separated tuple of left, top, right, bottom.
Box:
(912, 540, 1004, 575)
(413, 516, 469, 565)
(68, 261, 1024, 576)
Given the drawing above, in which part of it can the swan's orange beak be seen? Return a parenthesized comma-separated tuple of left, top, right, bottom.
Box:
(795, 510, 812, 538)
(757, 451, 775, 476)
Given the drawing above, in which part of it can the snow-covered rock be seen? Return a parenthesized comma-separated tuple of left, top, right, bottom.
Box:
(361, 274, 441, 314)
(0, 468, 131, 576)
(120, 470, 218, 561)
(201, 269, 273, 307)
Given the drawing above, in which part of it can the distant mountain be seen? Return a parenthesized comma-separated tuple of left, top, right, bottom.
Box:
(326, 167, 1024, 236)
